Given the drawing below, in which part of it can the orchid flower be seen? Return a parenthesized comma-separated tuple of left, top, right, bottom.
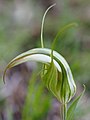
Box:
(3, 4, 85, 120)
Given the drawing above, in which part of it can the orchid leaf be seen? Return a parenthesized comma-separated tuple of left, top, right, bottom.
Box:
(66, 85, 85, 120)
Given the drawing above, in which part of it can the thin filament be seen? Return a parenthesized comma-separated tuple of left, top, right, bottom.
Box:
(41, 3, 56, 48)
(51, 23, 78, 62)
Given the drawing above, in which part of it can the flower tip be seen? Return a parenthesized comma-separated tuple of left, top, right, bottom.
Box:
(49, 3, 56, 8)
(53, 3, 56, 6)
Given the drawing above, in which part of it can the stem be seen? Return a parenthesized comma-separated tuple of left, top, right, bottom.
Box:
(61, 103, 67, 120)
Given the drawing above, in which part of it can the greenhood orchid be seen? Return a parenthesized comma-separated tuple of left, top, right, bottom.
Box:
(3, 4, 85, 120)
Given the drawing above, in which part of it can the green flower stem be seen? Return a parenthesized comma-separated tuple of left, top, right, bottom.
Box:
(62, 103, 67, 120)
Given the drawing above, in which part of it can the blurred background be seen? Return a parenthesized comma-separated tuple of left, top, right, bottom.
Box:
(0, 0, 90, 120)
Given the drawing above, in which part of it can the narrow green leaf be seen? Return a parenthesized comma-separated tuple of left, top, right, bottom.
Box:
(66, 85, 85, 120)
(22, 72, 50, 120)
(22, 73, 36, 120)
